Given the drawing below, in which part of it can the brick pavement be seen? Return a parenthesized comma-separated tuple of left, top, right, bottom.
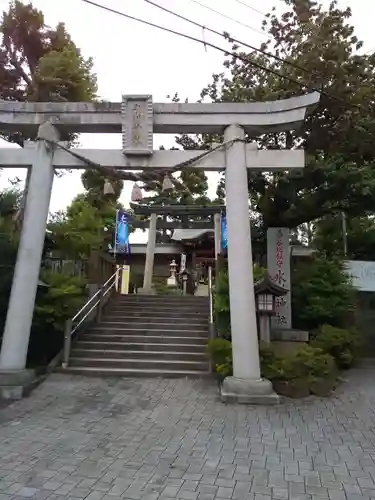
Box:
(0, 369, 375, 499)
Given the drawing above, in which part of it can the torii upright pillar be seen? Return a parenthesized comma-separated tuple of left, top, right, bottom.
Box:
(0, 123, 58, 398)
(221, 126, 278, 404)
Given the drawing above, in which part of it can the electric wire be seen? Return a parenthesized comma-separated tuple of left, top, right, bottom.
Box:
(80, 0, 361, 110)
(143, 0, 323, 88)
(189, 0, 269, 39)
(233, 0, 266, 16)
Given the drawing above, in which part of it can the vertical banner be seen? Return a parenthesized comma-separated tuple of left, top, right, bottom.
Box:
(267, 227, 292, 329)
(115, 210, 131, 254)
(221, 216, 228, 250)
(180, 253, 187, 273)
(120, 265, 130, 294)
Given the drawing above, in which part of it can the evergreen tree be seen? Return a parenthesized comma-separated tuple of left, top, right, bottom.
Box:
(201, 0, 375, 230)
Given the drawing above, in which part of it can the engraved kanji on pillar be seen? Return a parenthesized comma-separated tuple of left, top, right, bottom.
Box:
(267, 227, 292, 329)
(122, 95, 153, 156)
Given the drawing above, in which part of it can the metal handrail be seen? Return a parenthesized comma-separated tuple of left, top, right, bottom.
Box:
(62, 268, 120, 368)
(208, 266, 215, 340)
(70, 271, 118, 323)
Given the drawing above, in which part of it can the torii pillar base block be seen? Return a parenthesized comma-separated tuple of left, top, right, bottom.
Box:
(0, 369, 36, 400)
(221, 376, 280, 405)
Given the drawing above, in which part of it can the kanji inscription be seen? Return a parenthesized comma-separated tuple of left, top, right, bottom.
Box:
(267, 227, 292, 329)
(122, 95, 153, 156)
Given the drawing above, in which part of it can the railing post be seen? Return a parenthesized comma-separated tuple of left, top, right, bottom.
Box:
(62, 318, 72, 368)
(208, 266, 215, 340)
(117, 266, 122, 293)
(97, 286, 104, 323)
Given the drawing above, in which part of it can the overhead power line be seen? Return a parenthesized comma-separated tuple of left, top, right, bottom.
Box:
(234, 0, 267, 16)
(143, 0, 321, 86)
(189, 0, 270, 39)
(81, 0, 361, 110)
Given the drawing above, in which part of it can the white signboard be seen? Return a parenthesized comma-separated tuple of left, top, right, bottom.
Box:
(267, 228, 292, 329)
(345, 260, 375, 292)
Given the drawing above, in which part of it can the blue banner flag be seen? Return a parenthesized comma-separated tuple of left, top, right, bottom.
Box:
(221, 216, 228, 250)
(115, 210, 131, 254)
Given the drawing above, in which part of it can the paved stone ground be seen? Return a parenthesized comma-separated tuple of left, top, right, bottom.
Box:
(1, 370, 375, 500)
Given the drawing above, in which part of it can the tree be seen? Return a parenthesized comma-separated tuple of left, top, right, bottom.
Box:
(201, 0, 375, 229)
(291, 254, 354, 331)
(138, 163, 215, 242)
(48, 171, 128, 263)
(81, 170, 123, 209)
(0, 184, 20, 329)
(0, 0, 97, 145)
(313, 213, 375, 260)
(48, 199, 105, 260)
(0, 0, 98, 229)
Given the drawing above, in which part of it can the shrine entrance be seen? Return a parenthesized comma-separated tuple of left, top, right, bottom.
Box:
(0, 92, 319, 404)
(129, 204, 225, 294)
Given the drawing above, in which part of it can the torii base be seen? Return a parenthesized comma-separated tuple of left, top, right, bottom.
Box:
(221, 376, 280, 405)
(0, 369, 37, 400)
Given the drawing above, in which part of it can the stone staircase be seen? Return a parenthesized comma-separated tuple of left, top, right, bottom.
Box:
(65, 294, 211, 377)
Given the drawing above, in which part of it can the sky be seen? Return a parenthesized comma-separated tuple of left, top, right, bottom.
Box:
(0, 0, 374, 243)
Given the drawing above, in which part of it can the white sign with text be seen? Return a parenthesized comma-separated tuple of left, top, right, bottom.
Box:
(345, 260, 375, 292)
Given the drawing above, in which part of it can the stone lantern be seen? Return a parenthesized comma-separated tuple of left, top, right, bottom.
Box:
(254, 273, 288, 343)
(167, 259, 178, 287)
(180, 269, 189, 295)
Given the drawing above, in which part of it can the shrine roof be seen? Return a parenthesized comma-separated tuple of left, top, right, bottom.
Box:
(171, 228, 214, 242)
(254, 273, 288, 296)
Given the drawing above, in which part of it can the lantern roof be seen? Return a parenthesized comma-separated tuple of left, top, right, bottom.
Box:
(254, 272, 288, 296)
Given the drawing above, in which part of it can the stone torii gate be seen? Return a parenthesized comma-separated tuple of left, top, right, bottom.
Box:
(0, 93, 319, 402)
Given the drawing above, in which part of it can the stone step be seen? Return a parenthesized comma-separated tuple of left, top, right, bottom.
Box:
(60, 366, 211, 378)
(102, 313, 207, 322)
(102, 310, 207, 319)
(112, 294, 208, 304)
(68, 357, 209, 371)
(105, 305, 208, 314)
(96, 321, 207, 331)
(81, 333, 208, 345)
(113, 295, 208, 302)
(65, 291, 211, 380)
(71, 348, 207, 362)
(76, 341, 207, 353)
(90, 326, 207, 337)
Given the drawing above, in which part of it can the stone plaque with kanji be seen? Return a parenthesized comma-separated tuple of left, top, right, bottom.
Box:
(122, 95, 153, 156)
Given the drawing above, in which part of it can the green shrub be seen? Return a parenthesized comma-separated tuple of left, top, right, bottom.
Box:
(207, 338, 233, 378)
(207, 338, 232, 366)
(27, 271, 88, 366)
(207, 339, 337, 396)
(216, 362, 233, 378)
(260, 344, 336, 383)
(259, 341, 277, 379)
(33, 270, 88, 332)
(310, 324, 361, 369)
(291, 345, 336, 381)
(208, 339, 277, 379)
(214, 269, 230, 338)
(292, 255, 355, 331)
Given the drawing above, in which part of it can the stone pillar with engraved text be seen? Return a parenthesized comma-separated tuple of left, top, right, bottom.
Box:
(267, 227, 292, 330)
